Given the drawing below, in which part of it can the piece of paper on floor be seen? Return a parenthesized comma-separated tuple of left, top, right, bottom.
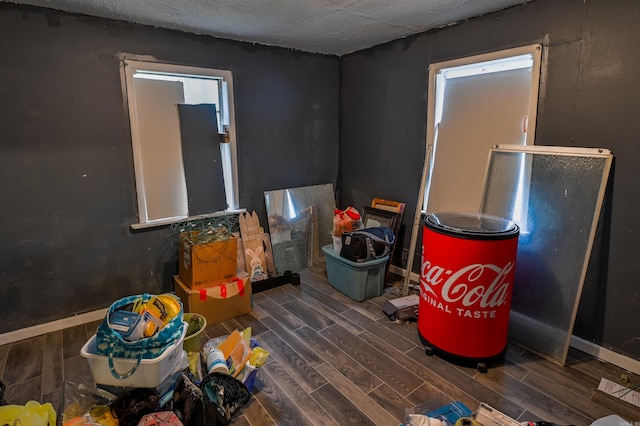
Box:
(597, 377, 640, 408)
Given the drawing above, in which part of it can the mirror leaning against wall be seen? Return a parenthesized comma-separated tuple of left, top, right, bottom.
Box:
(264, 184, 335, 275)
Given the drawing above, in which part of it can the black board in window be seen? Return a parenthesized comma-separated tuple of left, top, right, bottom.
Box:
(177, 104, 227, 215)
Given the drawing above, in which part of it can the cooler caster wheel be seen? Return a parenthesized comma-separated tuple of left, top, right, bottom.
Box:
(477, 362, 488, 373)
(424, 346, 434, 356)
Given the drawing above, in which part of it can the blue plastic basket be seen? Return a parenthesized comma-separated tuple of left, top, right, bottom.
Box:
(322, 245, 388, 301)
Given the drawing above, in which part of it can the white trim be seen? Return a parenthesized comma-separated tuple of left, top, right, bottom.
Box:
(0, 309, 107, 346)
(390, 264, 420, 285)
(525, 45, 542, 147)
(130, 215, 190, 230)
(431, 44, 543, 72)
(571, 335, 640, 376)
(443, 55, 533, 79)
(130, 208, 246, 230)
(122, 58, 239, 226)
(493, 144, 612, 157)
(123, 59, 150, 223)
(224, 73, 240, 211)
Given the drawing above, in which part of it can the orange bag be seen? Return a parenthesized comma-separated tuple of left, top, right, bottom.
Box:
(332, 207, 363, 237)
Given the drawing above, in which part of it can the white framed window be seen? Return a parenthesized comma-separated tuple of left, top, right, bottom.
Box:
(422, 44, 543, 214)
(122, 59, 240, 229)
(405, 45, 545, 295)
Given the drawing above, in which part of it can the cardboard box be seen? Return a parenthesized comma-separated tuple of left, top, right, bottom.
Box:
(173, 273, 252, 326)
(382, 294, 419, 321)
(179, 233, 238, 289)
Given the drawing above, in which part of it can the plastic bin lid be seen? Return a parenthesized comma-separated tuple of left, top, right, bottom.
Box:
(425, 212, 519, 239)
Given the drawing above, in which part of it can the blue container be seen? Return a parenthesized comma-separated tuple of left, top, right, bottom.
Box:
(108, 310, 145, 341)
(322, 245, 388, 301)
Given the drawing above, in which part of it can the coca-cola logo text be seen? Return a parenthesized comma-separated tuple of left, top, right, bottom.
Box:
(420, 260, 513, 309)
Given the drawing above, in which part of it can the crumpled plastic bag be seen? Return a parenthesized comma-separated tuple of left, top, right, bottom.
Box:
(0, 400, 57, 426)
(332, 206, 363, 237)
(61, 382, 116, 426)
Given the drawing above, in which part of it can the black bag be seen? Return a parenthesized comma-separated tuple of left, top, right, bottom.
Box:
(172, 372, 250, 426)
(340, 226, 395, 263)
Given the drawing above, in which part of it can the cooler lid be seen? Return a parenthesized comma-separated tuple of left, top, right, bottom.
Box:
(425, 212, 519, 239)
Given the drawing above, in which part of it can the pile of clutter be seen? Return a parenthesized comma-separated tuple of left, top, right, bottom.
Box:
(0, 292, 268, 426)
(108, 294, 182, 342)
(331, 206, 396, 264)
(188, 327, 269, 392)
(321, 206, 397, 302)
(401, 400, 635, 426)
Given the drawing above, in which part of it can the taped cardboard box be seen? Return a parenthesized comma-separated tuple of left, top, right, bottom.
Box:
(173, 273, 252, 326)
(178, 233, 238, 289)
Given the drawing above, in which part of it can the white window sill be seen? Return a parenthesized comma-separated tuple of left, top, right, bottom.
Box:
(130, 208, 247, 231)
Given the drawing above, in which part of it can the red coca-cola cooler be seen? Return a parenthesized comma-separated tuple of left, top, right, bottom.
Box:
(418, 212, 519, 371)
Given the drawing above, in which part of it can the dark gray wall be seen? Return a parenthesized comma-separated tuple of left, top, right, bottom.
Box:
(340, 0, 640, 359)
(0, 4, 339, 333)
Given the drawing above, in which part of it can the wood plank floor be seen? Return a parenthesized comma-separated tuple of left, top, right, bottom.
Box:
(1, 263, 639, 425)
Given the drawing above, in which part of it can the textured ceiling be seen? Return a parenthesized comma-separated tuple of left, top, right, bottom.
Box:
(3, 0, 528, 55)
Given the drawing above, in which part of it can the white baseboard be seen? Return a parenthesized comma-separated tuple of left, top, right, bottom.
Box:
(0, 309, 107, 346)
(389, 265, 640, 375)
(389, 264, 420, 286)
(571, 335, 640, 376)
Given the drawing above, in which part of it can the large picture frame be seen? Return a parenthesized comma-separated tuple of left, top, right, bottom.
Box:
(361, 206, 402, 280)
(361, 206, 401, 236)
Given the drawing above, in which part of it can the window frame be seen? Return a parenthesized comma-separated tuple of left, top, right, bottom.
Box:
(422, 43, 543, 212)
(121, 59, 240, 229)
(402, 44, 544, 296)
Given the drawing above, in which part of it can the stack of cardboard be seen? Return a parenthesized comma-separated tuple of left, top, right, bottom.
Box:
(174, 231, 252, 326)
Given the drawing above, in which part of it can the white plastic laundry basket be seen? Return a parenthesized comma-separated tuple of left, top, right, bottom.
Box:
(81, 322, 187, 388)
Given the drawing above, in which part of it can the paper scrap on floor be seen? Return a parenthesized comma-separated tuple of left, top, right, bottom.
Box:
(597, 377, 640, 408)
(218, 329, 252, 378)
(474, 403, 520, 426)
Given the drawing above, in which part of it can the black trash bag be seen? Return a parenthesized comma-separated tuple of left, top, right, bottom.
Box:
(201, 372, 251, 420)
(0, 380, 6, 405)
(109, 388, 161, 426)
(173, 372, 250, 426)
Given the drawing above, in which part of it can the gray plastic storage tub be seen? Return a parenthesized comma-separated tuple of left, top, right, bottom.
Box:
(322, 245, 388, 301)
